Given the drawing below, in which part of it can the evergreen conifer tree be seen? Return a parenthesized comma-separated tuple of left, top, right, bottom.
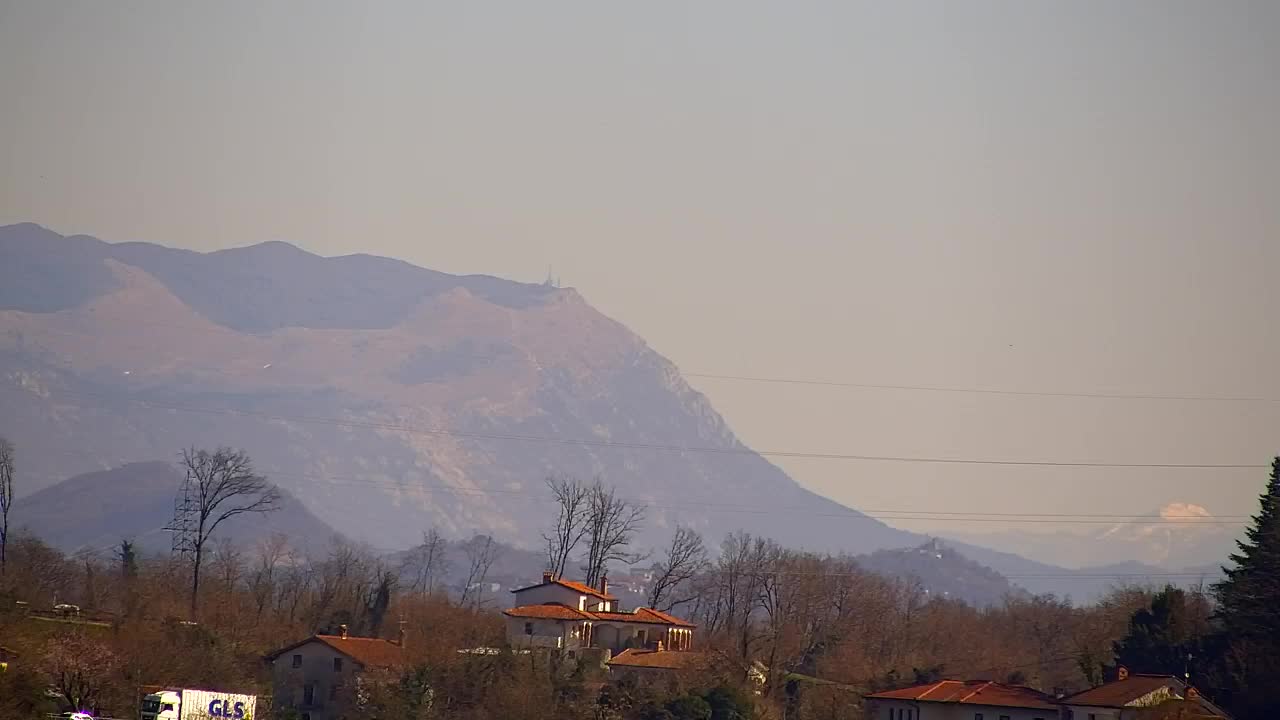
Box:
(1212, 456, 1280, 718)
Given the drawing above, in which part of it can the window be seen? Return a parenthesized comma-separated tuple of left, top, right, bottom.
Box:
(974, 715, 983, 720)
(330, 683, 342, 701)
(291, 654, 302, 668)
(579, 596, 586, 611)
(524, 622, 534, 635)
(301, 715, 311, 720)
(163, 704, 175, 713)
(333, 657, 343, 672)
(303, 683, 315, 705)
(1000, 716, 1010, 720)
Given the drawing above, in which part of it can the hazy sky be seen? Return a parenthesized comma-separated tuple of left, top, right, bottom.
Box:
(3, 1, 1278, 535)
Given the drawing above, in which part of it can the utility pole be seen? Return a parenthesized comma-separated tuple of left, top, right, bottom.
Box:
(165, 469, 197, 562)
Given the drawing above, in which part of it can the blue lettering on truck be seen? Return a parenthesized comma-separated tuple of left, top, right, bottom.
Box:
(207, 699, 247, 718)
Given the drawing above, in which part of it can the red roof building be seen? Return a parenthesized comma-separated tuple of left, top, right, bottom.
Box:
(1059, 668, 1230, 719)
(505, 574, 696, 654)
(865, 680, 1058, 720)
(607, 648, 712, 671)
(265, 625, 408, 720)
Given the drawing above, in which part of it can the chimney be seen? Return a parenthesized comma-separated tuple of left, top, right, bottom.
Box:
(600, 573, 608, 597)
(398, 619, 407, 649)
(542, 571, 553, 584)
(339, 624, 349, 640)
(1117, 666, 1129, 681)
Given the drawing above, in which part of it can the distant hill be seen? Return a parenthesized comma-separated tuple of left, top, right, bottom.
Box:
(388, 534, 546, 600)
(11, 462, 342, 555)
(855, 539, 1025, 607)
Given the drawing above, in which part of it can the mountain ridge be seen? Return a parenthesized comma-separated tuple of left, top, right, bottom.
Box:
(1, 223, 1206, 602)
(0, 223, 916, 558)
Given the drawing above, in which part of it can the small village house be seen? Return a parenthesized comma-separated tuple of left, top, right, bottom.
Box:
(503, 572, 696, 655)
(1058, 668, 1229, 720)
(265, 624, 408, 720)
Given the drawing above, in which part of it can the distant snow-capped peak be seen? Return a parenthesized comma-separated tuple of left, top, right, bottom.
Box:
(1158, 502, 1213, 521)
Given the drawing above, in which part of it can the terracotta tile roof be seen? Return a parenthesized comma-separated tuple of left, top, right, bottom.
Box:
(1134, 699, 1227, 719)
(1061, 674, 1183, 709)
(505, 603, 696, 628)
(559, 578, 618, 600)
(266, 635, 406, 669)
(503, 603, 593, 621)
(511, 577, 618, 601)
(607, 649, 712, 671)
(866, 680, 1058, 710)
(633, 607, 697, 628)
(591, 608, 696, 628)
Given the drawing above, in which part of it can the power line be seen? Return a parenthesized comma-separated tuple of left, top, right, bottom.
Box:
(684, 372, 1280, 404)
(725, 567, 1220, 581)
(32, 449, 1250, 526)
(14, 322, 1280, 404)
(46, 389, 1268, 470)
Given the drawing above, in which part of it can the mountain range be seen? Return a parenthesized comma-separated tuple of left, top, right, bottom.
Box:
(943, 502, 1237, 571)
(0, 223, 1228, 601)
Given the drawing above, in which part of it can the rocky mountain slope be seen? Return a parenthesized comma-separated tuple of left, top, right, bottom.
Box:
(1, 223, 927, 558)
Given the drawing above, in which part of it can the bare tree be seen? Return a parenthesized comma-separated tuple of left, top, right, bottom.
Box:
(276, 549, 313, 624)
(647, 525, 708, 612)
(702, 531, 773, 659)
(582, 482, 645, 587)
(249, 534, 289, 623)
(460, 535, 498, 610)
(362, 563, 398, 634)
(541, 474, 590, 579)
(181, 447, 280, 618)
(0, 436, 13, 575)
(403, 527, 450, 594)
(40, 630, 121, 712)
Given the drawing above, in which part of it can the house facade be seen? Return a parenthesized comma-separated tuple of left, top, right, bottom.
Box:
(504, 573, 696, 655)
(265, 625, 407, 720)
(865, 680, 1062, 720)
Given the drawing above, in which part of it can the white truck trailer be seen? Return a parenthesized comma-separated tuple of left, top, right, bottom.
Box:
(139, 688, 257, 720)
